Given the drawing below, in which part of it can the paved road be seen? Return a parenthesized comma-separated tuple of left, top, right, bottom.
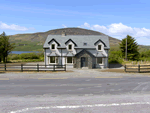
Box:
(1, 75, 150, 113)
(0, 77, 150, 96)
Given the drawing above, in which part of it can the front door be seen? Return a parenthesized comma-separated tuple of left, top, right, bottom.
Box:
(81, 57, 88, 67)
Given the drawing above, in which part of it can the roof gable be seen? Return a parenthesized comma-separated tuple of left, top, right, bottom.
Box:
(94, 39, 107, 47)
(48, 38, 60, 46)
(75, 49, 95, 57)
(65, 39, 77, 46)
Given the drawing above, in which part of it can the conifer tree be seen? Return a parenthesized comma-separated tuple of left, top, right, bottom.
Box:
(0, 32, 15, 63)
(119, 35, 139, 61)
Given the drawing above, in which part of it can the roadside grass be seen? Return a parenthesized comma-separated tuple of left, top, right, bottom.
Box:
(121, 60, 150, 66)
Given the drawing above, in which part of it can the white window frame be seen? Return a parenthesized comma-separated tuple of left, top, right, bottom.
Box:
(49, 56, 58, 64)
(98, 44, 102, 51)
(51, 44, 55, 50)
(96, 57, 103, 64)
(66, 57, 73, 64)
(68, 44, 72, 51)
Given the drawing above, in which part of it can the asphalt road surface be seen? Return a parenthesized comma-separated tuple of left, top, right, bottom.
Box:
(1, 75, 150, 112)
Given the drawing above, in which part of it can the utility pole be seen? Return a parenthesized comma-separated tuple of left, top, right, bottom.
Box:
(126, 36, 127, 61)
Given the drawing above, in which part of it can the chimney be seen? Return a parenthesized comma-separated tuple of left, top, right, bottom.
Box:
(61, 31, 66, 37)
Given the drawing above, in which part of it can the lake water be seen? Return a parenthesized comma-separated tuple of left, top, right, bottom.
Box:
(11, 51, 40, 54)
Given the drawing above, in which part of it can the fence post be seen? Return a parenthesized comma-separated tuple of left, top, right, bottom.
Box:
(4, 64, 6, 71)
(65, 64, 66, 71)
(138, 65, 140, 73)
(53, 64, 55, 71)
(37, 64, 39, 72)
(21, 64, 23, 72)
(124, 65, 126, 72)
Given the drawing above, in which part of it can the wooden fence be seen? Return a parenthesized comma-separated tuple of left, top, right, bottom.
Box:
(0, 64, 66, 72)
(124, 64, 150, 73)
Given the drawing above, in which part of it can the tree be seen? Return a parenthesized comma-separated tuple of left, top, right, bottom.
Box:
(0, 32, 15, 63)
(108, 50, 123, 64)
(119, 35, 139, 61)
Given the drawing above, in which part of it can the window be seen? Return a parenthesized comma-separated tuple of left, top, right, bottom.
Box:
(83, 43, 87, 46)
(50, 57, 58, 63)
(51, 44, 55, 49)
(98, 45, 102, 50)
(67, 57, 72, 63)
(68, 45, 72, 50)
(97, 58, 102, 64)
(50, 57, 55, 63)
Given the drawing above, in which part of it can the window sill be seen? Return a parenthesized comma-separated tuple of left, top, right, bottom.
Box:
(97, 63, 103, 65)
(97, 50, 103, 51)
(66, 63, 73, 64)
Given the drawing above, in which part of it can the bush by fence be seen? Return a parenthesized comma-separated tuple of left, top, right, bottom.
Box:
(7, 52, 44, 62)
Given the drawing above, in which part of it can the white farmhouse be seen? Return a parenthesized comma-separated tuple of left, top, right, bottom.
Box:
(43, 32, 110, 69)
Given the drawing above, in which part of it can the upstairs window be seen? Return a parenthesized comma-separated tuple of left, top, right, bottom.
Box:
(68, 45, 72, 50)
(83, 43, 87, 46)
(51, 44, 55, 49)
(98, 45, 102, 50)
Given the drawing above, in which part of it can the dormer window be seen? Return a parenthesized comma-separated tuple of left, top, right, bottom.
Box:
(83, 43, 87, 46)
(51, 44, 55, 50)
(68, 45, 72, 50)
(98, 45, 102, 50)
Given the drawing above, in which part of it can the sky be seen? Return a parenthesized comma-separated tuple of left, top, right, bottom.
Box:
(0, 0, 150, 45)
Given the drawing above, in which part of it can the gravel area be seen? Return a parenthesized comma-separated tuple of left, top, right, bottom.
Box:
(0, 68, 150, 79)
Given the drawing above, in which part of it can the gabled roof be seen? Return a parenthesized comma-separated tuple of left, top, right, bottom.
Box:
(96, 52, 107, 57)
(65, 52, 75, 56)
(75, 49, 95, 57)
(65, 39, 77, 46)
(43, 35, 110, 49)
(48, 38, 60, 46)
(47, 52, 60, 56)
(94, 39, 107, 47)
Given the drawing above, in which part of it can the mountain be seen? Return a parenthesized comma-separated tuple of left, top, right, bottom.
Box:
(9, 27, 121, 51)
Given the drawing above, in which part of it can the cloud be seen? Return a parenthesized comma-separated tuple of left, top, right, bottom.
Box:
(0, 21, 35, 31)
(78, 22, 150, 45)
(62, 24, 67, 28)
(80, 22, 90, 28)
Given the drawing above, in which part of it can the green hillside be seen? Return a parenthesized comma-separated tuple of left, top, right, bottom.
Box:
(8, 27, 150, 51)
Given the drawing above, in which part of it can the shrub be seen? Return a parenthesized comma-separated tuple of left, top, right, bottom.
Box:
(108, 50, 123, 64)
(8, 54, 20, 60)
(19, 53, 39, 59)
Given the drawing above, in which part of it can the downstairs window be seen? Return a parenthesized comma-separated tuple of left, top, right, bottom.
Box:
(97, 57, 102, 64)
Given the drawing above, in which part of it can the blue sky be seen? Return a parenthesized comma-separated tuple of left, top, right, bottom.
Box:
(0, 0, 150, 45)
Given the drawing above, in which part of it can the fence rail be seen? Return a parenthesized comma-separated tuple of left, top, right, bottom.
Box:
(124, 64, 150, 73)
(0, 64, 66, 72)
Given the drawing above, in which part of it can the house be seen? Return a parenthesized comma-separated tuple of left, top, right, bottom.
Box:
(43, 32, 110, 69)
